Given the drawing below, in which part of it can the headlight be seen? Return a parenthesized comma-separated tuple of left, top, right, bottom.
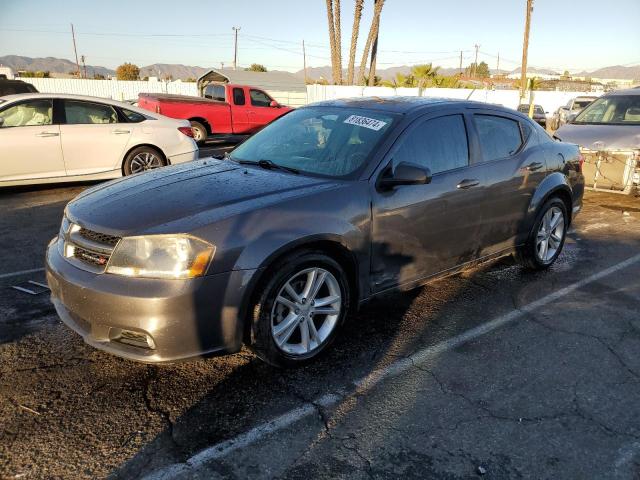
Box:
(106, 235, 215, 279)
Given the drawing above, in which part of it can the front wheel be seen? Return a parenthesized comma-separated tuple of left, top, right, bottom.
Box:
(249, 251, 350, 367)
(516, 197, 568, 270)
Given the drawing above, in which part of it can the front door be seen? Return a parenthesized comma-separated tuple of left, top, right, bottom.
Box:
(0, 98, 66, 182)
(370, 112, 486, 293)
(247, 88, 280, 131)
(59, 99, 131, 176)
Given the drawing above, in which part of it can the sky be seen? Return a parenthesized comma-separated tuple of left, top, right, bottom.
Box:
(1, 0, 639, 74)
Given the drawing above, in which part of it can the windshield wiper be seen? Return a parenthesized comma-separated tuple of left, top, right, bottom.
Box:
(237, 159, 299, 174)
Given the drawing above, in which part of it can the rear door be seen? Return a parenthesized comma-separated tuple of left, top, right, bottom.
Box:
(470, 110, 547, 254)
(247, 88, 280, 131)
(370, 111, 487, 292)
(59, 99, 132, 176)
(0, 97, 66, 182)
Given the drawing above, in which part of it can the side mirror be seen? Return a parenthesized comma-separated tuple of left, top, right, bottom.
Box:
(379, 162, 431, 190)
(566, 113, 577, 123)
(0, 117, 4, 127)
(269, 100, 280, 108)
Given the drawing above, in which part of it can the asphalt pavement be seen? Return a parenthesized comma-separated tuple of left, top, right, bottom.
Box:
(0, 156, 639, 479)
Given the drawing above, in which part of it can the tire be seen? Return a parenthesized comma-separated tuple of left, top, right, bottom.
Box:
(122, 146, 166, 176)
(516, 197, 568, 270)
(190, 120, 207, 145)
(248, 250, 350, 368)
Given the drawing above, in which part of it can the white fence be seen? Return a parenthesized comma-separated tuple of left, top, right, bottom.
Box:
(20, 78, 599, 114)
(20, 77, 308, 107)
(306, 84, 603, 117)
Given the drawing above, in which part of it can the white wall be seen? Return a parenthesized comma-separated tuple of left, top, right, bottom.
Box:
(19, 77, 309, 107)
(306, 84, 603, 116)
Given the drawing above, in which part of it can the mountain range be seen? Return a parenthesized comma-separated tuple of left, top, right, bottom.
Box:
(1, 55, 638, 81)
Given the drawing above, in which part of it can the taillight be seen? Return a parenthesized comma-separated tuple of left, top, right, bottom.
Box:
(578, 153, 584, 173)
(178, 126, 194, 138)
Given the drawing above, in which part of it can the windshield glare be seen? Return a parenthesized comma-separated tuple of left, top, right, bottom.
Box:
(230, 107, 395, 178)
(573, 95, 640, 125)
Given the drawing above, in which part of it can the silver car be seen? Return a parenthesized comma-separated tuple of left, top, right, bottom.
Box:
(555, 88, 640, 194)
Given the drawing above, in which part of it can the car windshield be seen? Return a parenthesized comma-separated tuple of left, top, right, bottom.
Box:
(573, 95, 640, 125)
(517, 105, 543, 114)
(573, 99, 594, 110)
(229, 107, 396, 178)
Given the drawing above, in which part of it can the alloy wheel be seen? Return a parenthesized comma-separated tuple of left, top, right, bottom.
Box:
(536, 206, 564, 263)
(130, 152, 162, 173)
(270, 267, 342, 356)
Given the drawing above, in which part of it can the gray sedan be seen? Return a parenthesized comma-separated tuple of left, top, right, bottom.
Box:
(46, 97, 584, 367)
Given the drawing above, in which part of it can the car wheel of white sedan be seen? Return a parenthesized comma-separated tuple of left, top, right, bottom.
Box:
(123, 146, 166, 175)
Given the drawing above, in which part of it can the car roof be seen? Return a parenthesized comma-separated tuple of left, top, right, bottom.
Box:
(603, 88, 640, 97)
(0, 92, 153, 116)
(305, 96, 493, 114)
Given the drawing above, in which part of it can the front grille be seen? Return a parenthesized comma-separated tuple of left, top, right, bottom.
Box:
(78, 228, 120, 247)
(63, 224, 121, 272)
(73, 245, 110, 267)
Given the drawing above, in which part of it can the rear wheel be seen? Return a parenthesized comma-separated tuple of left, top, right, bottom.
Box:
(516, 197, 568, 270)
(249, 251, 350, 367)
(190, 120, 207, 145)
(123, 146, 165, 175)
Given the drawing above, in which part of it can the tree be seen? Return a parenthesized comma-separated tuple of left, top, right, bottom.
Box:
(346, 0, 364, 85)
(325, 0, 342, 84)
(381, 72, 416, 88)
(357, 0, 385, 85)
(465, 61, 489, 78)
(245, 63, 267, 72)
(116, 63, 140, 81)
(411, 63, 440, 88)
(21, 70, 50, 78)
(93, 73, 106, 80)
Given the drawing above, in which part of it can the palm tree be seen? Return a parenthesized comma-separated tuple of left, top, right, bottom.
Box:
(333, 0, 342, 84)
(357, 0, 385, 85)
(410, 63, 440, 89)
(325, 0, 339, 84)
(346, 0, 364, 85)
(380, 72, 416, 88)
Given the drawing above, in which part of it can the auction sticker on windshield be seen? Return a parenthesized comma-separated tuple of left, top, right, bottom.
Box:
(343, 115, 387, 131)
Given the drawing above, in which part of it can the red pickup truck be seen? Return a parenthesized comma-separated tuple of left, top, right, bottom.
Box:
(138, 84, 292, 144)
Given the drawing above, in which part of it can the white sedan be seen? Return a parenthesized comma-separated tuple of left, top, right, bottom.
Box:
(0, 93, 198, 186)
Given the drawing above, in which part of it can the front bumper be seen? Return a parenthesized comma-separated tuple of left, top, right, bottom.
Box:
(46, 238, 256, 363)
(169, 149, 198, 165)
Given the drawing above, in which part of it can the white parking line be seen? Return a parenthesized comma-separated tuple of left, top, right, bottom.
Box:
(144, 253, 640, 480)
(0, 267, 45, 280)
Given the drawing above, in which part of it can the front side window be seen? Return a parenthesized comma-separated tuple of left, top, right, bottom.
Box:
(573, 95, 640, 125)
(394, 115, 469, 175)
(0, 99, 52, 127)
(230, 107, 396, 178)
(250, 89, 272, 107)
(475, 115, 523, 161)
(233, 88, 246, 106)
(64, 100, 117, 124)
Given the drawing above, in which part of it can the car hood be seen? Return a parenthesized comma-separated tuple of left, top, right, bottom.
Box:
(66, 159, 341, 236)
(555, 123, 640, 151)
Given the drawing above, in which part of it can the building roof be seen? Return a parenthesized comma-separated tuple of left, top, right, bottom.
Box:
(197, 69, 306, 93)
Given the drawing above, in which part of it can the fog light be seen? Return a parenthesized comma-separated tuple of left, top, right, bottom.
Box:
(110, 328, 156, 349)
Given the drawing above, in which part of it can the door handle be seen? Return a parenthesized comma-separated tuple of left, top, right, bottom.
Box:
(456, 178, 480, 189)
(112, 129, 131, 134)
(36, 131, 59, 137)
(525, 162, 543, 171)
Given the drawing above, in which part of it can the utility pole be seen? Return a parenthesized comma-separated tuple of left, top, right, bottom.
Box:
(80, 54, 87, 79)
(520, 0, 534, 99)
(368, 0, 379, 87)
(473, 44, 480, 78)
(70, 23, 80, 78)
(221, 62, 224, 70)
(496, 52, 500, 75)
(232, 26, 241, 70)
(459, 50, 463, 76)
(302, 40, 308, 84)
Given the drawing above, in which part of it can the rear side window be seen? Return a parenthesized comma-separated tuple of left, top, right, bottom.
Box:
(121, 108, 146, 123)
(233, 88, 246, 105)
(394, 115, 469, 175)
(250, 89, 272, 107)
(204, 84, 225, 102)
(474, 115, 523, 161)
(64, 100, 118, 124)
